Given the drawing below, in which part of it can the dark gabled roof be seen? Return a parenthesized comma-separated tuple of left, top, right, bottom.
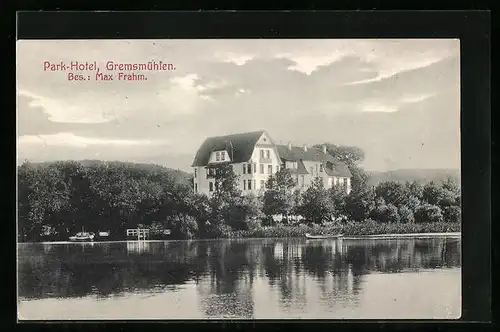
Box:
(325, 162, 351, 177)
(288, 160, 309, 175)
(297, 160, 309, 174)
(191, 130, 265, 167)
(276, 145, 352, 177)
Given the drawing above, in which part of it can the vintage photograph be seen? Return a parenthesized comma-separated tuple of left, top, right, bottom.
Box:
(17, 39, 461, 320)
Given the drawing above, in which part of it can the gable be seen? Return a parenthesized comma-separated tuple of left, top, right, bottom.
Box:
(191, 130, 265, 167)
(276, 144, 352, 177)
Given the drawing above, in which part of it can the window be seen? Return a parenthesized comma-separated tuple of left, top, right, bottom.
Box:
(276, 165, 280, 172)
(266, 150, 270, 159)
(248, 180, 252, 190)
(216, 152, 220, 161)
(206, 168, 213, 178)
(320, 164, 324, 172)
(244, 180, 247, 190)
(268, 165, 272, 174)
(194, 183, 198, 192)
(253, 180, 256, 189)
(253, 163, 257, 173)
(260, 150, 265, 158)
(243, 163, 246, 174)
(194, 168, 197, 178)
(260, 164, 264, 174)
(300, 175, 305, 187)
(247, 163, 252, 174)
(260, 180, 265, 188)
(221, 151, 226, 161)
(209, 182, 214, 192)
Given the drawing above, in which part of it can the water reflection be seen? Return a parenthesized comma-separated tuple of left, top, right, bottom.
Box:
(18, 237, 461, 319)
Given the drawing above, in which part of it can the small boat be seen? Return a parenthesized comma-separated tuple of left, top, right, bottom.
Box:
(69, 232, 95, 242)
(305, 233, 344, 239)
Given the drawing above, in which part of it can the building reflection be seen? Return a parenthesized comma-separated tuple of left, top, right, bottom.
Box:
(18, 237, 461, 318)
(126, 241, 150, 254)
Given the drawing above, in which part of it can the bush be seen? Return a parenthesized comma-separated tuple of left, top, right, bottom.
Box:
(205, 222, 232, 238)
(443, 205, 461, 223)
(414, 204, 443, 223)
(229, 221, 460, 238)
(370, 204, 400, 223)
(398, 205, 415, 224)
(261, 216, 276, 227)
(165, 214, 198, 239)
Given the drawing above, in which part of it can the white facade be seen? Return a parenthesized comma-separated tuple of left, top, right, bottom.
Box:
(192, 131, 351, 196)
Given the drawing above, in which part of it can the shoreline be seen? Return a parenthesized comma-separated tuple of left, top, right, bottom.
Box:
(18, 232, 461, 245)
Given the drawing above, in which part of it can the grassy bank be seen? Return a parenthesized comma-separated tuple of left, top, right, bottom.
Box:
(229, 221, 461, 239)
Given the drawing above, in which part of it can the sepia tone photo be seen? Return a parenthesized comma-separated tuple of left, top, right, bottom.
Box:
(17, 39, 461, 320)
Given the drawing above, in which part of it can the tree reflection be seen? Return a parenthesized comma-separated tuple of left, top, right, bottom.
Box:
(18, 237, 461, 318)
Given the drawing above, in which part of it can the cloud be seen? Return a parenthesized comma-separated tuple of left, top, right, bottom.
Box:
(18, 132, 168, 148)
(18, 90, 113, 124)
(16, 39, 460, 171)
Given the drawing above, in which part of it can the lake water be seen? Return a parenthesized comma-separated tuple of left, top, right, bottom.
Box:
(17, 237, 461, 320)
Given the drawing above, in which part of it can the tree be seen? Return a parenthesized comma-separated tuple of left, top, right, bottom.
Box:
(314, 143, 365, 166)
(225, 193, 264, 230)
(295, 177, 334, 225)
(414, 204, 444, 223)
(370, 203, 400, 223)
(398, 205, 415, 224)
(349, 165, 370, 193)
(344, 185, 375, 222)
(327, 185, 348, 220)
(211, 164, 241, 203)
(443, 205, 461, 223)
(406, 196, 421, 212)
(422, 181, 445, 206)
(165, 213, 198, 239)
(422, 180, 460, 210)
(375, 181, 409, 207)
(405, 181, 424, 200)
(262, 168, 296, 222)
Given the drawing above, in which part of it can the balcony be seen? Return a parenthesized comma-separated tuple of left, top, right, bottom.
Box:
(259, 157, 272, 163)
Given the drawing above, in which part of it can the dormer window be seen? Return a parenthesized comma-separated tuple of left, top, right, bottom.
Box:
(221, 151, 226, 161)
(216, 152, 220, 161)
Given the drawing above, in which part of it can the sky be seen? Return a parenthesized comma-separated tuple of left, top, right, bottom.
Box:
(16, 39, 460, 172)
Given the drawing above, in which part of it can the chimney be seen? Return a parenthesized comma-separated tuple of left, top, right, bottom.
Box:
(288, 142, 292, 150)
(303, 144, 308, 152)
(322, 145, 327, 154)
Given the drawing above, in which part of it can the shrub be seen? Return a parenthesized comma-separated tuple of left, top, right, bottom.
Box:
(165, 214, 198, 239)
(398, 205, 415, 224)
(370, 204, 400, 223)
(406, 196, 421, 212)
(443, 205, 461, 223)
(261, 216, 276, 227)
(414, 204, 443, 223)
(205, 222, 232, 238)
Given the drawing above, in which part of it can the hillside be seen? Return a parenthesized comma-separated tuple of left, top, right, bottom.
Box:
(367, 168, 460, 186)
(19, 159, 193, 186)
